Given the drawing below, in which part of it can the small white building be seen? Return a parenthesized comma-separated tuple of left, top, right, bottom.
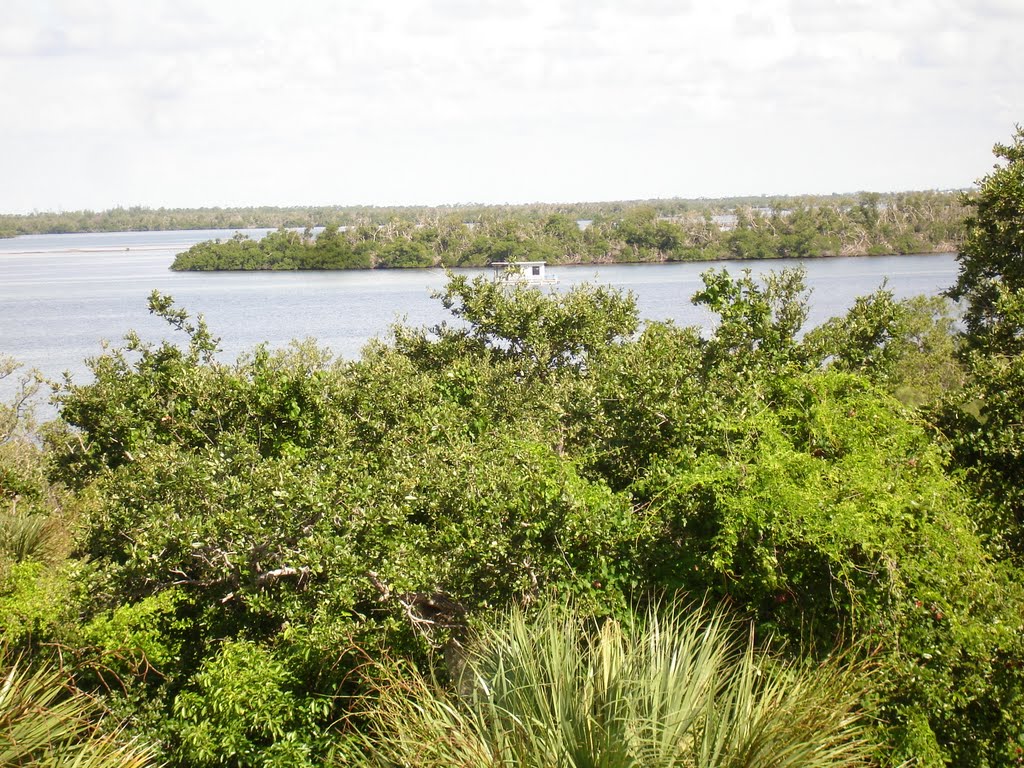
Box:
(490, 260, 557, 284)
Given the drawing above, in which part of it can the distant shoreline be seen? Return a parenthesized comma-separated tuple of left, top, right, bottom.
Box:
(165, 247, 960, 273)
(0, 190, 967, 241)
(0, 245, 187, 255)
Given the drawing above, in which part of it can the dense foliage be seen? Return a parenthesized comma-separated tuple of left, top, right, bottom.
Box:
(949, 127, 1024, 355)
(2, 129, 1023, 767)
(6, 263, 1013, 767)
(942, 126, 1024, 558)
(1, 192, 963, 243)
(168, 192, 964, 271)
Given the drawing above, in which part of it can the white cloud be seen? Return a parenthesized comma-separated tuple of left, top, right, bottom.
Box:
(1, 0, 1021, 211)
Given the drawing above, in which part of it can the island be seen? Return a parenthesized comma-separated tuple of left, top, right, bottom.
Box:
(166, 191, 965, 271)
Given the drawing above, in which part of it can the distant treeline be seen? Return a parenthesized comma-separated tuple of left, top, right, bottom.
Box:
(1, 191, 962, 240)
(169, 191, 966, 271)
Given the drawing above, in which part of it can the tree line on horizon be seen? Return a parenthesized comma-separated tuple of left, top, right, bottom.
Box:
(169, 191, 965, 271)
(1, 190, 963, 244)
(1, 129, 1022, 767)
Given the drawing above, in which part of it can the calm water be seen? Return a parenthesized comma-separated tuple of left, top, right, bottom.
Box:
(1, 229, 960, 399)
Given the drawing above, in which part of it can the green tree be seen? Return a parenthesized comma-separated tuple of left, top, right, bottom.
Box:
(574, 269, 1024, 765)
(375, 238, 434, 268)
(424, 274, 639, 380)
(44, 284, 647, 766)
(36, 266, 1024, 767)
(803, 291, 964, 406)
(948, 126, 1024, 356)
(1, 356, 46, 505)
(940, 127, 1024, 557)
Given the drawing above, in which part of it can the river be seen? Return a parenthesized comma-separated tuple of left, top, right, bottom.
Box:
(0, 229, 960, 400)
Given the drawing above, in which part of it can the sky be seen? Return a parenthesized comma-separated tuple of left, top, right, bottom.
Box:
(2, 0, 1022, 212)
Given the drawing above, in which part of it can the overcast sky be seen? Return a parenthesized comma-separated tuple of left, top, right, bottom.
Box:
(2, 0, 1022, 212)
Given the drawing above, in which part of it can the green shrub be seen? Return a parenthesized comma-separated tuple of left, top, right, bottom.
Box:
(171, 640, 333, 768)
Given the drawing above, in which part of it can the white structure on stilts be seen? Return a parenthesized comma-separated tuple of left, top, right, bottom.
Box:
(490, 261, 557, 285)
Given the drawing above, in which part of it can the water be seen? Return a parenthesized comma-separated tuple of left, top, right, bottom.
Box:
(1, 229, 960, 400)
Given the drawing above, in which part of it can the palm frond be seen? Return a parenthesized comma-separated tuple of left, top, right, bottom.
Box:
(0, 508, 60, 563)
(360, 601, 877, 768)
(0, 651, 157, 768)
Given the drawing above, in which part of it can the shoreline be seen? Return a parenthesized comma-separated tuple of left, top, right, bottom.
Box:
(0, 245, 193, 256)
(171, 248, 960, 273)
